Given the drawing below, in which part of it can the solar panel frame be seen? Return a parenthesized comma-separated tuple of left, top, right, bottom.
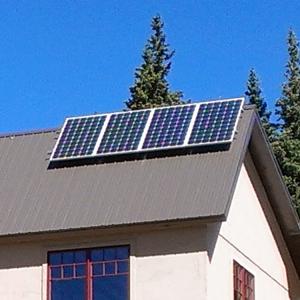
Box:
(50, 98, 244, 162)
(96, 109, 151, 155)
(187, 98, 244, 147)
(141, 103, 197, 151)
(50, 114, 108, 161)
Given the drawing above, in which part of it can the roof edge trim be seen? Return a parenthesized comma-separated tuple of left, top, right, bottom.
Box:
(223, 109, 257, 218)
(249, 113, 300, 232)
(0, 214, 226, 240)
(0, 127, 59, 138)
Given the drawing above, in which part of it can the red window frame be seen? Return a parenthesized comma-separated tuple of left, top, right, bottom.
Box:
(47, 245, 130, 300)
(233, 261, 254, 300)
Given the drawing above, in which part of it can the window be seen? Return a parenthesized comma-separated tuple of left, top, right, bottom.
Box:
(48, 245, 129, 300)
(233, 261, 254, 300)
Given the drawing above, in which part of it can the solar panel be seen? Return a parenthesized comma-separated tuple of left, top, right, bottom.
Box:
(188, 99, 242, 145)
(142, 105, 195, 149)
(50, 98, 244, 162)
(52, 115, 107, 159)
(97, 110, 150, 154)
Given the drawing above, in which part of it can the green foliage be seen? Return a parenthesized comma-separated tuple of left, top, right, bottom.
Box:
(274, 30, 300, 213)
(276, 30, 300, 138)
(245, 69, 274, 140)
(125, 15, 184, 110)
(272, 134, 300, 214)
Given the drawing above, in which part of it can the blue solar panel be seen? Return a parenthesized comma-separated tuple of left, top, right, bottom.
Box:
(97, 110, 150, 154)
(51, 98, 243, 162)
(142, 105, 195, 149)
(52, 116, 107, 159)
(188, 99, 242, 145)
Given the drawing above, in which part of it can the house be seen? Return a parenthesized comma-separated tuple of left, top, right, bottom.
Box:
(0, 99, 300, 299)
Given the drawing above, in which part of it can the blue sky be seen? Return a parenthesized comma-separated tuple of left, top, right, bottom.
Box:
(0, 1, 300, 133)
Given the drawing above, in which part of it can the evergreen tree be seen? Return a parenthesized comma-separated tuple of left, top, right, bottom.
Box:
(245, 69, 273, 139)
(273, 30, 300, 214)
(276, 30, 300, 138)
(125, 15, 184, 110)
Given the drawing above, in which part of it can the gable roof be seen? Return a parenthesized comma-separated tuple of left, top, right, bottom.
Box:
(0, 105, 299, 274)
(0, 107, 253, 236)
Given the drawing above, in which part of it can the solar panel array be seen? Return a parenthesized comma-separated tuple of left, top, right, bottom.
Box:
(51, 98, 244, 161)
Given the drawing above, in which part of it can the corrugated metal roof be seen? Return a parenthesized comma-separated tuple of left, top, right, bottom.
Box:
(0, 109, 254, 236)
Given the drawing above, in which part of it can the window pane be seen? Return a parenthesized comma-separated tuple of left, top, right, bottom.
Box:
(93, 262, 104, 276)
(116, 247, 129, 259)
(63, 265, 73, 278)
(49, 253, 61, 265)
(51, 279, 85, 300)
(92, 275, 128, 300)
(75, 264, 86, 277)
(118, 261, 128, 274)
(51, 267, 61, 279)
(104, 248, 116, 261)
(105, 262, 115, 275)
(91, 249, 104, 262)
(62, 251, 74, 264)
(75, 250, 86, 263)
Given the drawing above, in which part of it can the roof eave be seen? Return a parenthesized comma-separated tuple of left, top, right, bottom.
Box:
(249, 114, 300, 232)
(248, 113, 300, 276)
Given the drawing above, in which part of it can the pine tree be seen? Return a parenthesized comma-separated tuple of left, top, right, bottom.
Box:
(245, 69, 273, 140)
(273, 30, 300, 214)
(125, 15, 184, 110)
(276, 30, 300, 138)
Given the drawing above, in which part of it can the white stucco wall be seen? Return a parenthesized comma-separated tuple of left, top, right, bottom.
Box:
(0, 244, 44, 300)
(0, 225, 208, 300)
(132, 227, 207, 300)
(207, 159, 300, 300)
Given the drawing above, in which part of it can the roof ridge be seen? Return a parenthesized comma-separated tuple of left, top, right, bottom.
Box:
(0, 127, 58, 138)
(0, 102, 255, 139)
(243, 104, 257, 110)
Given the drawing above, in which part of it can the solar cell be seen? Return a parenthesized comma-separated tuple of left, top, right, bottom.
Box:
(52, 115, 106, 159)
(188, 99, 242, 145)
(142, 105, 196, 149)
(97, 110, 150, 154)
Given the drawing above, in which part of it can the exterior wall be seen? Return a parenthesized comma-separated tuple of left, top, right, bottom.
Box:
(0, 225, 207, 300)
(207, 158, 300, 300)
(0, 243, 44, 300)
(133, 227, 207, 300)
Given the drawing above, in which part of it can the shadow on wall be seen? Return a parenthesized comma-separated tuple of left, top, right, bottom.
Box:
(132, 225, 208, 258)
(206, 222, 222, 262)
(0, 223, 210, 270)
(0, 242, 45, 269)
